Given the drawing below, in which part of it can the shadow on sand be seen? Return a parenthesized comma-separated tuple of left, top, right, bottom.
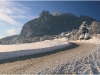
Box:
(0, 42, 79, 64)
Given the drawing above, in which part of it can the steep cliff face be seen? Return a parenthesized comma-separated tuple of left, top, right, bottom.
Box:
(17, 10, 96, 40)
(0, 10, 97, 44)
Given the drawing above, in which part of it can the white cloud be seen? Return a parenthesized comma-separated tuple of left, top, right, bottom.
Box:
(0, 1, 38, 37)
(7, 28, 21, 35)
(10, 15, 38, 19)
(7, 28, 17, 35)
(0, 1, 33, 25)
(0, 37, 3, 39)
(0, 1, 30, 14)
(0, 13, 22, 25)
(0, 2, 15, 14)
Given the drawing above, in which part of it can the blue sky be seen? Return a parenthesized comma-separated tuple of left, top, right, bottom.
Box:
(0, 1, 100, 38)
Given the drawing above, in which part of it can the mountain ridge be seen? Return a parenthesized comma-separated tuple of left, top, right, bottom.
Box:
(0, 10, 98, 44)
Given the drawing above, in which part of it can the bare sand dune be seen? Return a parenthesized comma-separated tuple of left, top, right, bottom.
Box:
(0, 41, 99, 74)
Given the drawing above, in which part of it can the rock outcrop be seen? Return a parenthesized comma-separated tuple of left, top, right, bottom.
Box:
(0, 10, 97, 44)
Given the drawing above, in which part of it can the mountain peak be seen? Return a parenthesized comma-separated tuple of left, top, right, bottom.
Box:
(40, 10, 50, 17)
(0, 10, 97, 44)
(51, 12, 61, 16)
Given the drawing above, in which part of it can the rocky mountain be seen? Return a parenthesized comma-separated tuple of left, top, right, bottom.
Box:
(0, 10, 97, 44)
(0, 35, 18, 44)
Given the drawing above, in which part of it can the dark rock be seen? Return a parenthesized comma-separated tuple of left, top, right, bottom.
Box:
(0, 35, 18, 44)
(0, 10, 97, 44)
